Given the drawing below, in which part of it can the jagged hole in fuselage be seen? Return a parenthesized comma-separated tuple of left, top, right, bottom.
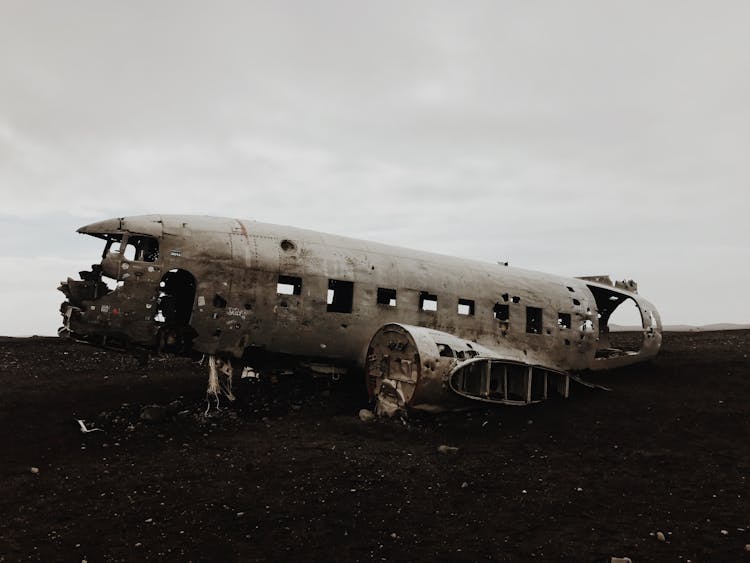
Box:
(587, 284, 645, 357)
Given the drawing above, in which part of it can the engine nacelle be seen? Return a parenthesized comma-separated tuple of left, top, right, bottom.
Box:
(365, 323, 570, 415)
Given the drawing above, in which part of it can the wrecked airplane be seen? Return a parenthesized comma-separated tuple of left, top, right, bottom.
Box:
(58, 215, 662, 414)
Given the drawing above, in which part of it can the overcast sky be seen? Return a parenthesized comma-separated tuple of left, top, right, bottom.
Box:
(1, 0, 748, 335)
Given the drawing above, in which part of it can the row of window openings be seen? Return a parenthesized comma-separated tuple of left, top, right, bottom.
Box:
(277, 275, 575, 332)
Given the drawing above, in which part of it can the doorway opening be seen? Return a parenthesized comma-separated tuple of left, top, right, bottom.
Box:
(156, 269, 197, 353)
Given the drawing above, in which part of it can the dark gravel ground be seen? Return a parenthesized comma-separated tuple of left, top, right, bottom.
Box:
(1, 331, 749, 562)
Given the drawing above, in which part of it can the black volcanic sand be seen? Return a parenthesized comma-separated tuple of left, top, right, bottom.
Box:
(1, 332, 749, 562)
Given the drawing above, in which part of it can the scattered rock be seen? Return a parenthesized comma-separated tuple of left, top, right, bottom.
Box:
(140, 405, 168, 423)
(656, 531, 665, 542)
(358, 409, 375, 422)
(30, 467, 39, 474)
(720, 529, 728, 536)
(461, 481, 469, 489)
(437, 445, 459, 455)
(744, 543, 750, 552)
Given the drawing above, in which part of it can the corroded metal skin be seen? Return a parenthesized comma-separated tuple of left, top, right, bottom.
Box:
(58, 214, 662, 409)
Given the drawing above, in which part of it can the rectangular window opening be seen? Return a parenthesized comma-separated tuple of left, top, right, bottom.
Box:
(419, 291, 438, 312)
(377, 287, 397, 307)
(558, 312, 571, 329)
(526, 306, 543, 334)
(327, 279, 354, 313)
(493, 303, 509, 322)
(457, 298, 475, 316)
(277, 275, 302, 296)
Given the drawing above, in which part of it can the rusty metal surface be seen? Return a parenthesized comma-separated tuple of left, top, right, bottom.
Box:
(58, 214, 663, 411)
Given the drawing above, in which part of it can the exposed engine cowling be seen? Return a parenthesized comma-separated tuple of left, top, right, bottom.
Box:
(365, 323, 570, 415)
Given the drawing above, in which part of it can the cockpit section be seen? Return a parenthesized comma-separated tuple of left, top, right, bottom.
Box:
(58, 227, 165, 351)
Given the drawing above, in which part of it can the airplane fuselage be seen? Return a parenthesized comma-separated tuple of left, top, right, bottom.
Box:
(59, 215, 662, 410)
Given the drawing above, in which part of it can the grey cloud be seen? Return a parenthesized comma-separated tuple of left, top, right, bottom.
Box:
(0, 0, 749, 334)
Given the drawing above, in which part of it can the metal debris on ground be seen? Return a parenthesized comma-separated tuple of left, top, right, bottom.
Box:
(76, 419, 104, 433)
(358, 409, 375, 422)
(205, 355, 236, 414)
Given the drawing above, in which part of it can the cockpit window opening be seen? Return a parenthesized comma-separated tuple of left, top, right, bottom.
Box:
(100, 234, 159, 262)
(122, 242, 136, 261)
(123, 236, 160, 262)
(102, 235, 123, 258)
